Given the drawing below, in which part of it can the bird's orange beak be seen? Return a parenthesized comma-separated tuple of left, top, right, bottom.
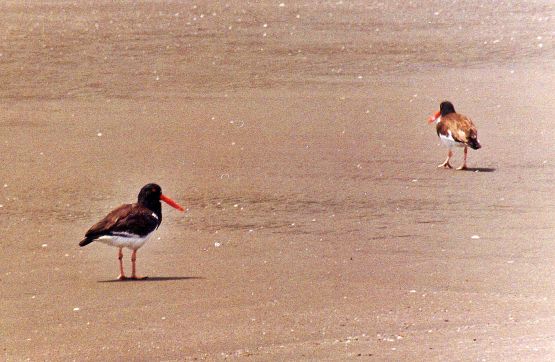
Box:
(160, 194, 185, 211)
(428, 111, 440, 124)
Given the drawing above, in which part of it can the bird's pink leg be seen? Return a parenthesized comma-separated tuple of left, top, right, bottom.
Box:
(457, 146, 468, 170)
(117, 248, 127, 280)
(131, 249, 147, 280)
(438, 149, 453, 168)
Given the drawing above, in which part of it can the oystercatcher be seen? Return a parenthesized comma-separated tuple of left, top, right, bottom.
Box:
(428, 101, 481, 170)
(79, 183, 184, 280)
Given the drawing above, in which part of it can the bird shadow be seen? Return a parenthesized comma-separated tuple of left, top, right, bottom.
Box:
(98, 276, 204, 283)
(460, 167, 496, 173)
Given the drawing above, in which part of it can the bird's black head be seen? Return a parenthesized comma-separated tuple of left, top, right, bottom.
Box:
(138, 183, 162, 216)
(440, 101, 456, 116)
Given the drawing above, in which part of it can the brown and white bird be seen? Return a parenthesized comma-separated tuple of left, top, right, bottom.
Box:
(79, 183, 184, 280)
(428, 101, 481, 170)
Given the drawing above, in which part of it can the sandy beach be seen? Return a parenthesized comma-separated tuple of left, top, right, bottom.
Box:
(1, 0, 555, 360)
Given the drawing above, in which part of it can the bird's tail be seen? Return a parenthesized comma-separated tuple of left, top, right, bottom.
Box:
(79, 237, 94, 247)
(468, 138, 481, 150)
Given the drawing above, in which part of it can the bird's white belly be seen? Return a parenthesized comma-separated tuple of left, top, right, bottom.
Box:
(97, 232, 152, 250)
(439, 131, 464, 148)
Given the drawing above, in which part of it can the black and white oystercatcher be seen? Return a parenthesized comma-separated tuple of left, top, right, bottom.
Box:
(428, 101, 481, 170)
(79, 183, 184, 280)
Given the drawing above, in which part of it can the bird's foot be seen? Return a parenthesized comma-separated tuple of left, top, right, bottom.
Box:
(117, 274, 128, 281)
(456, 164, 468, 171)
(130, 275, 148, 280)
(438, 162, 453, 169)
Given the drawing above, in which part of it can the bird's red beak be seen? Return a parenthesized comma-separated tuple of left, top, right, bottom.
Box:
(160, 194, 185, 211)
(428, 110, 440, 124)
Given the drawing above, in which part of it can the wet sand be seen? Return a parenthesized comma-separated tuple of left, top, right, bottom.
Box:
(1, 1, 554, 360)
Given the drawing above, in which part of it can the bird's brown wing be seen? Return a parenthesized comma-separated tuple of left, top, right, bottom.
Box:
(108, 207, 160, 236)
(84, 204, 134, 239)
(440, 113, 477, 144)
(85, 203, 160, 238)
(80, 204, 159, 247)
